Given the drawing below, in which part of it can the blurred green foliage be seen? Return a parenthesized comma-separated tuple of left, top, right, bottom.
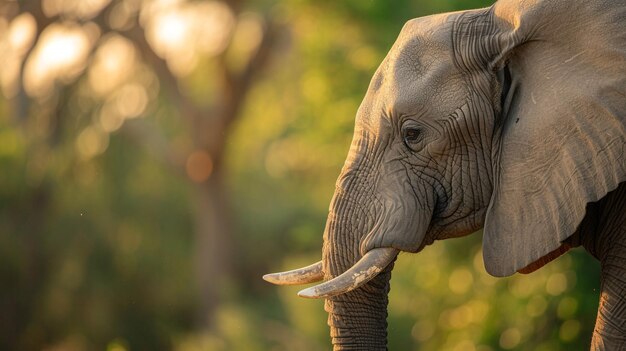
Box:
(0, 0, 600, 350)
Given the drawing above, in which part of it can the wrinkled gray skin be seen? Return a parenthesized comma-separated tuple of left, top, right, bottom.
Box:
(276, 0, 626, 349)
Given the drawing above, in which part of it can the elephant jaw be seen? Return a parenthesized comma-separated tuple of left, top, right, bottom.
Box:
(263, 247, 399, 298)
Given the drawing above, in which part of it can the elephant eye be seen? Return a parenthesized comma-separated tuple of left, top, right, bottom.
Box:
(403, 127, 422, 146)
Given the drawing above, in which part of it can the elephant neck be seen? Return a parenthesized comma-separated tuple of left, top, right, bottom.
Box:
(567, 181, 626, 347)
(565, 181, 626, 261)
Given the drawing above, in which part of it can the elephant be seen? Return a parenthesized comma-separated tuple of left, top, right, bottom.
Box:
(264, 0, 626, 349)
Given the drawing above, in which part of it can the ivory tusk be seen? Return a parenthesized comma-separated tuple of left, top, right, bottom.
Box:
(263, 261, 324, 285)
(297, 247, 399, 299)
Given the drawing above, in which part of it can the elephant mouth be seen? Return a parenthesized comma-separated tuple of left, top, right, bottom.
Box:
(263, 247, 399, 298)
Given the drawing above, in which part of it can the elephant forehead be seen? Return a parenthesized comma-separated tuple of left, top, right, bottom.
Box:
(356, 13, 462, 125)
(390, 38, 437, 79)
(387, 25, 449, 82)
(357, 61, 463, 128)
(382, 50, 463, 117)
(381, 18, 459, 115)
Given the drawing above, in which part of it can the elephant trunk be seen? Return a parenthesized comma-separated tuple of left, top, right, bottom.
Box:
(321, 190, 396, 350)
(324, 270, 394, 350)
(265, 132, 430, 349)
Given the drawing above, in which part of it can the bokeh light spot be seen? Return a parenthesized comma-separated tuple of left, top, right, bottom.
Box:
(114, 83, 148, 118)
(34, 27, 85, 70)
(76, 126, 109, 159)
(546, 273, 568, 296)
(24, 23, 92, 97)
(186, 150, 213, 183)
(8, 13, 37, 54)
(499, 328, 521, 349)
(144, 0, 235, 76)
(468, 300, 489, 323)
(449, 268, 473, 294)
(153, 12, 187, 49)
(559, 320, 581, 342)
(301, 72, 328, 103)
(89, 34, 137, 96)
(99, 103, 124, 132)
(448, 305, 473, 328)
(411, 320, 435, 342)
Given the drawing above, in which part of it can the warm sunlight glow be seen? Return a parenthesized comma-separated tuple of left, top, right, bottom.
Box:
(144, 0, 234, 76)
(193, 1, 236, 55)
(41, 33, 84, 67)
(99, 103, 124, 132)
(114, 83, 148, 118)
(76, 125, 109, 159)
(24, 23, 92, 97)
(153, 12, 188, 49)
(8, 13, 37, 54)
(88, 34, 136, 96)
(97, 83, 148, 133)
(0, 13, 37, 98)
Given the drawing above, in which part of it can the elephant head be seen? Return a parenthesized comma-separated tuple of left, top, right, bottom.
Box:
(265, 0, 626, 349)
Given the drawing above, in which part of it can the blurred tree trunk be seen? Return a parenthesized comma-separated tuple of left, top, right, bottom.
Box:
(9, 0, 276, 334)
(193, 169, 233, 329)
(122, 1, 276, 329)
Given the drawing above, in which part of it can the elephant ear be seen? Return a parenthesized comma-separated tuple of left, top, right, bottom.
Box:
(481, 0, 626, 277)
